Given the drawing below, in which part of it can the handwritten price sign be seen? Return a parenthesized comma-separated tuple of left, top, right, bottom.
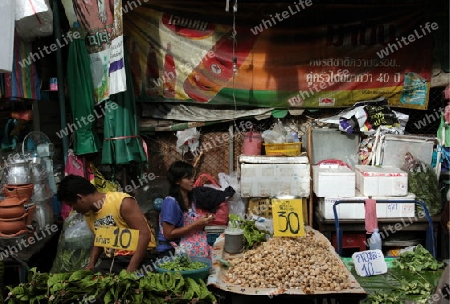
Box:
(271, 198, 305, 237)
(94, 226, 139, 251)
(352, 250, 387, 277)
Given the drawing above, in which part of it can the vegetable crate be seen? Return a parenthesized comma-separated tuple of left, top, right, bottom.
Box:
(263, 142, 302, 156)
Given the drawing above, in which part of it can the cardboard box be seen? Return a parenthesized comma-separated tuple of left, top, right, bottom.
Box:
(355, 165, 408, 197)
(318, 192, 416, 219)
(240, 163, 310, 197)
(313, 165, 356, 197)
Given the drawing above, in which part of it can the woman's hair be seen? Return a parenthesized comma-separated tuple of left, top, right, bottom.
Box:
(57, 174, 97, 204)
(167, 161, 193, 211)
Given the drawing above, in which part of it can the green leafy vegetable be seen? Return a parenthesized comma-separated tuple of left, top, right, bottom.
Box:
(393, 244, 445, 272)
(158, 256, 207, 271)
(5, 267, 216, 303)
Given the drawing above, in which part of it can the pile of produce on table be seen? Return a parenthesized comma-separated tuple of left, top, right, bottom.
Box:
(224, 231, 351, 293)
(6, 268, 216, 304)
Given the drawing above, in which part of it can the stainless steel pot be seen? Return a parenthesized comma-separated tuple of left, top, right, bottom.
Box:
(5, 162, 30, 185)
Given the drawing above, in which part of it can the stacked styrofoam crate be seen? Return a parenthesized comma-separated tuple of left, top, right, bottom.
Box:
(239, 155, 310, 224)
(313, 163, 356, 198)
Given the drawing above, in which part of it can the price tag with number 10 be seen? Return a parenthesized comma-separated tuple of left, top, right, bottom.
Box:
(271, 197, 306, 237)
(94, 226, 140, 251)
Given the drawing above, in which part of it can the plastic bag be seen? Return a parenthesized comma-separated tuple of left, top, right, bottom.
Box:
(193, 173, 230, 226)
(176, 127, 200, 155)
(402, 152, 442, 216)
(51, 212, 95, 273)
(90, 164, 118, 193)
(218, 172, 245, 219)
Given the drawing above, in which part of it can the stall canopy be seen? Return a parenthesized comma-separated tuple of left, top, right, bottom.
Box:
(123, 0, 449, 110)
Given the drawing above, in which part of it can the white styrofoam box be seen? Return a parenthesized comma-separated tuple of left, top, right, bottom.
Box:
(240, 163, 310, 197)
(238, 155, 309, 164)
(318, 192, 416, 219)
(381, 134, 435, 167)
(313, 165, 356, 197)
(355, 165, 408, 197)
(15, 0, 53, 41)
(0, 0, 15, 73)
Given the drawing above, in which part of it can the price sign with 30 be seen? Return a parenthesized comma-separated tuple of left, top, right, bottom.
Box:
(94, 226, 139, 251)
(271, 197, 305, 237)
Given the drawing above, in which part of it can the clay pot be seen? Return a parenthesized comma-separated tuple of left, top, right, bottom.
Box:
(3, 184, 34, 201)
(0, 212, 28, 234)
(0, 197, 28, 208)
(0, 204, 26, 219)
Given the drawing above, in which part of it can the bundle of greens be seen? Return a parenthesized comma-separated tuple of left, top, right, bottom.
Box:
(158, 255, 207, 271)
(228, 214, 269, 250)
(6, 268, 216, 303)
(393, 244, 445, 272)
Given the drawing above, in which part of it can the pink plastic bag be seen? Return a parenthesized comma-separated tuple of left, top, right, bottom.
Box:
(61, 151, 94, 219)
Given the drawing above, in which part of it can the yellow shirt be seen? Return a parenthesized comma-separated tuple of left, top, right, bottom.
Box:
(85, 192, 156, 256)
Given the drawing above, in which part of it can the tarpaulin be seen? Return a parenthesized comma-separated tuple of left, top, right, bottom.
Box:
(123, 1, 437, 109)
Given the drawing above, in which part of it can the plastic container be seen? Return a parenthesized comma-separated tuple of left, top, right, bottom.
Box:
(369, 229, 382, 251)
(154, 256, 212, 281)
(264, 142, 301, 156)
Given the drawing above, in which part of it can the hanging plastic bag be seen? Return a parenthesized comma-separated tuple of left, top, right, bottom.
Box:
(90, 164, 118, 193)
(402, 152, 442, 216)
(176, 127, 200, 155)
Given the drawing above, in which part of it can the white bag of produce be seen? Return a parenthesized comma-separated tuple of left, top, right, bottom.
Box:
(51, 212, 95, 273)
(15, 0, 53, 41)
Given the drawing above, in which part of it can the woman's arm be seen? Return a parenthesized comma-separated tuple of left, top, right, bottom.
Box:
(163, 215, 214, 240)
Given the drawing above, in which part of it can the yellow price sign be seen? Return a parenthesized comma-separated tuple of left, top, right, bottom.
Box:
(94, 226, 139, 251)
(271, 198, 305, 237)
